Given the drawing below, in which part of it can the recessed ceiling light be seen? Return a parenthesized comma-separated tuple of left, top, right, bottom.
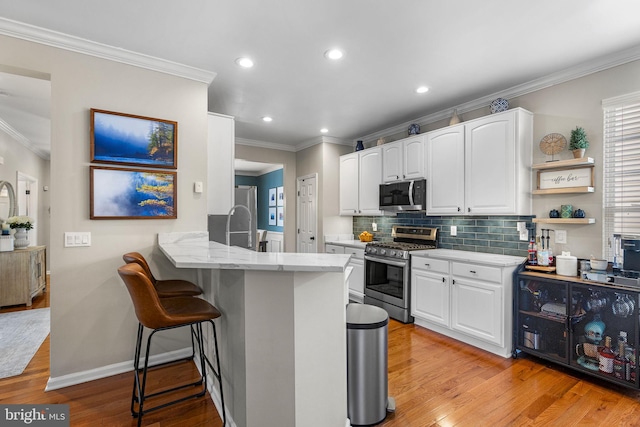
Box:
(262, 116, 273, 122)
(416, 86, 429, 94)
(235, 57, 254, 68)
(320, 128, 329, 133)
(324, 49, 344, 60)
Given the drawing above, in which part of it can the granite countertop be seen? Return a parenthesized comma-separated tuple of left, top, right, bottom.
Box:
(159, 232, 350, 272)
(411, 248, 526, 267)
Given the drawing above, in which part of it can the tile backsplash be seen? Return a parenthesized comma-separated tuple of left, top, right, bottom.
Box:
(353, 213, 534, 257)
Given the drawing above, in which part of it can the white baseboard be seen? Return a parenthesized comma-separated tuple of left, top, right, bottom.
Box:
(45, 347, 193, 391)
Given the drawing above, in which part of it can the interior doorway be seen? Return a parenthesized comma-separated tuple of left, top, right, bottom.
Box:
(296, 174, 317, 253)
(16, 172, 38, 246)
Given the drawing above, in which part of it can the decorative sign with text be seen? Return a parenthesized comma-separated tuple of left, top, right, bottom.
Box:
(538, 167, 593, 190)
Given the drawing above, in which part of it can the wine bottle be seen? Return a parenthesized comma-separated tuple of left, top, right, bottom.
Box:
(599, 336, 615, 374)
(614, 339, 629, 379)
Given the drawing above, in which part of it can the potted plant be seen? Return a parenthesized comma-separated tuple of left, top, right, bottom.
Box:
(7, 215, 34, 249)
(569, 126, 589, 158)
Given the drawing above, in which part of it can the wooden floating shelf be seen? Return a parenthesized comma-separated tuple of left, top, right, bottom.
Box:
(532, 157, 594, 170)
(533, 186, 595, 195)
(533, 218, 596, 224)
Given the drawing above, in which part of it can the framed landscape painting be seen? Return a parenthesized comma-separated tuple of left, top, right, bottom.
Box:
(90, 166, 177, 219)
(90, 109, 177, 169)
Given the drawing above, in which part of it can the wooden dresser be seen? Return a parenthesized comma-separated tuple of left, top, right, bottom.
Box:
(0, 245, 46, 307)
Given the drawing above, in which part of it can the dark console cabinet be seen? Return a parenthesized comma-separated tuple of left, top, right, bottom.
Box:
(515, 271, 639, 389)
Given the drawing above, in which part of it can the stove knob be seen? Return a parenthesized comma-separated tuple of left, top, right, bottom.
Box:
(389, 250, 396, 257)
(380, 249, 386, 256)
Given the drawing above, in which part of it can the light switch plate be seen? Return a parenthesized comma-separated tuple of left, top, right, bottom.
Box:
(64, 232, 91, 247)
(451, 225, 457, 236)
(194, 181, 203, 193)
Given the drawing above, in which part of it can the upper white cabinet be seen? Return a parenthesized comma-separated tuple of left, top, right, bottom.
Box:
(339, 147, 382, 216)
(382, 136, 425, 183)
(426, 108, 533, 216)
(207, 112, 235, 215)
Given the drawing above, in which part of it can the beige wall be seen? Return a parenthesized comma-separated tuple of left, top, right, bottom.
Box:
(0, 35, 211, 379)
(236, 144, 297, 251)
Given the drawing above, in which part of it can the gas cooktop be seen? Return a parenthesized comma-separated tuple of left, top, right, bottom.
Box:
(365, 226, 437, 259)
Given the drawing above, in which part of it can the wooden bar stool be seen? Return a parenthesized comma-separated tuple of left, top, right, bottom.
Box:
(123, 252, 202, 298)
(118, 263, 226, 427)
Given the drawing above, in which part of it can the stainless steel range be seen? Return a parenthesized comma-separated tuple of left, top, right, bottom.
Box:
(364, 225, 437, 323)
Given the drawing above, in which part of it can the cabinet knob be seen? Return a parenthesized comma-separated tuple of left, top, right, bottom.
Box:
(457, 207, 461, 212)
(470, 270, 477, 274)
(442, 277, 445, 283)
(424, 263, 430, 267)
(468, 207, 471, 213)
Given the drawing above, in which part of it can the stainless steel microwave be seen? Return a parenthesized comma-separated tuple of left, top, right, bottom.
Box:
(379, 179, 426, 212)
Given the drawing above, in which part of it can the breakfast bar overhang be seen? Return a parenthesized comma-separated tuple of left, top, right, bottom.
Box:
(158, 232, 351, 427)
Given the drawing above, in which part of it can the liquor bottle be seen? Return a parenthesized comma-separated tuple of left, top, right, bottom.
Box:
(528, 236, 538, 265)
(614, 339, 630, 380)
(599, 336, 615, 374)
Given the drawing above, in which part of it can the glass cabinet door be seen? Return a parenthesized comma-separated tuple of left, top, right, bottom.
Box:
(516, 276, 569, 363)
(570, 283, 638, 387)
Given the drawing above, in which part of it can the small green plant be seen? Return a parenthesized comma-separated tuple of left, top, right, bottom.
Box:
(569, 127, 589, 150)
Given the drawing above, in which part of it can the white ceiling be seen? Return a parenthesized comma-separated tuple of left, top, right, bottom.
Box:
(1, 0, 640, 157)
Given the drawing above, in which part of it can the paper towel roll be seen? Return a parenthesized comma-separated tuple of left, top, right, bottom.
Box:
(556, 254, 578, 276)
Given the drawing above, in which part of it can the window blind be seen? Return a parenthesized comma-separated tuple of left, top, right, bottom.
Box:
(603, 91, 640, 260)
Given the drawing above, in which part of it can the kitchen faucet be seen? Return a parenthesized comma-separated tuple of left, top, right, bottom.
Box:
(226, 204, 252, 248)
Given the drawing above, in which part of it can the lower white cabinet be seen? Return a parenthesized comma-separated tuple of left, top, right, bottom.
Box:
(411, 250, 524, 358)
(325, 242, 365, 302)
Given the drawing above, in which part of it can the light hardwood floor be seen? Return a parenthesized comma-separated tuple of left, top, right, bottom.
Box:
(2, 280, 640, 426)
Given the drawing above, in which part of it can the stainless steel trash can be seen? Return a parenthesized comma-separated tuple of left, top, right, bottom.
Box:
(346, 303, 389, 426)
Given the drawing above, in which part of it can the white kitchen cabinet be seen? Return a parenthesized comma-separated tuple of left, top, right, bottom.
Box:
(410, 249, 524, 358)
(339, 148, 382, 216)
(411, 257, 450, 327)
(426, 124, 465, 215)
(207, 112, 235, 215)
(325, 243, 365, 302)
(382, 136, 425, 183)
(426, 108, 533, 216)
(450, 263, 503, 346)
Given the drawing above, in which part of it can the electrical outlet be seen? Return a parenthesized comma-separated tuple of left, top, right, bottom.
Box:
(451, 225, 457, 236)
(372, 222, 378, 232)
(556, 230, 567, 244)
(520, 230, 528, 241)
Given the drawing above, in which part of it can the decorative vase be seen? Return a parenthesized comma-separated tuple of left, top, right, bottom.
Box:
(561, 204, 573, 219)
(572, 148, 586, 158)
(355, 140, 364, 151)
(13, 228, 29, 249)
(449, 109, 461, 125)
(408, 124, 420, 135)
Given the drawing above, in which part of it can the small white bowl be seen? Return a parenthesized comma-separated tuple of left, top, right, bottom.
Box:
(590, 259, 608, 271)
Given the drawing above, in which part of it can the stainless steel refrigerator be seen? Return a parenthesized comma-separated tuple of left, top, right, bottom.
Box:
(208, 186, 257, 250)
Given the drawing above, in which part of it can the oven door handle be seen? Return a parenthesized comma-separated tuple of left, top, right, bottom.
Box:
(365, 255, 408, 268)
(408, 180, 415, 206)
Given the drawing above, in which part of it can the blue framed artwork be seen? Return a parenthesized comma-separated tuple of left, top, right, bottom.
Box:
(269, 188, 277, 206)
(90, 166, 177, 219)
(268, 207, 276, 225)
(90, 109, 177, 169)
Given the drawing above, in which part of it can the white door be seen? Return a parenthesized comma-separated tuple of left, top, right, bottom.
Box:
(339, 153, 359, 215)
(403, 137, 425, 180)
(297, 174, 317, 253)
(451, 278, 503, 346)
(17, 172, 38, 246)
(358, 147, 382, 215)
(411, 269, 450, 327)
(382, 141, 403, 182)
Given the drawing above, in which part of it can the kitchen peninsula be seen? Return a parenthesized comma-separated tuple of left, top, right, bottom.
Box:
(158, 232, 351, 427)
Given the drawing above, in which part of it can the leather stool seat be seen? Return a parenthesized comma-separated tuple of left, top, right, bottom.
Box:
(123, 252, 202, 297)
(118, 263, 225, 426)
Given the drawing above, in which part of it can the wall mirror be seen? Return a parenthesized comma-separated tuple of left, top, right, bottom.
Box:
(0, 180, 16, 222)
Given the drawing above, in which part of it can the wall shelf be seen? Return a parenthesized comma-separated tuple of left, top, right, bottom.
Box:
(532, 157, 594, 170)
(533, 186, 594, 195)
(532, 218, 595, 224)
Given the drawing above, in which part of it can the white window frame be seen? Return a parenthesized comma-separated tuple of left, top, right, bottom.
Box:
(603, 90, 640, 261)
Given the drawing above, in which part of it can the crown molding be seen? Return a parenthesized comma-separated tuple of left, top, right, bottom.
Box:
(0, 17, 217, 84)
(0, 117, 49, 160)
(235, 137, 297, 152)
(356, 44, 640, 145)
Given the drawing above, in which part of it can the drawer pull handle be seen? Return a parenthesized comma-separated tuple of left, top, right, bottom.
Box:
(470, 270, 477, 274)
(424, 263, 430, 267)
(442, 277, 445, 283)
